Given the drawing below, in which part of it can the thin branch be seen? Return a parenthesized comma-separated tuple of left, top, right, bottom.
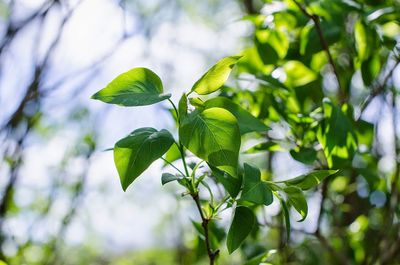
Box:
(292, 0, 345, 103)
(358, 59, 400, 118)
(191, 193, 219, 265)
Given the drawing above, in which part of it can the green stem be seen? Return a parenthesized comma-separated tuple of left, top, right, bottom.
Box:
(160, 156, 186, 176)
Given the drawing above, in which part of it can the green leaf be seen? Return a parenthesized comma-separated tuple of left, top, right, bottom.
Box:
(317, 99, 357, 168)
(204, 97, 270, 134)
(91, 68, 170, 106)
(191, 56, 241, 95)
(178, 93, 188, 119)
(243, 250, 277, 265)
(241, 163, 273, 206)
(161, 173, 181, 185)
(283, 61, 317, 87)
(277, 195, 290, 242)
(283, 186, 308, 222)
(244, 141, 282, 153)
(354, 19, 369, 62)
(226, 206, 255, 254)
(209, 165, 241, 198)
(281, 170, 338, 190)
(180, 107, 241, 177)
(289, 147, 317, 165)
(114, 128, 174, 191)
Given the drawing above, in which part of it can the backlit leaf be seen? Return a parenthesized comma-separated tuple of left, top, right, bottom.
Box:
(191, 56, 241, 95)
(92, 68, 170, 106)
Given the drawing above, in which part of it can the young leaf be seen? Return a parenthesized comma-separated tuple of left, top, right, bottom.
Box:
(241, 163, 273, 206)
(281, 170, 338, 190)
(91, 67, 170, 106)
(114, 128, 174, 191)
(161, 173, 182, 185)
(191, 56, 241, 95)
(227, 206, 255, 254)
(179, 107, 240, 177)
(283, 186, 308, 222)
(204, 97, 270, 134)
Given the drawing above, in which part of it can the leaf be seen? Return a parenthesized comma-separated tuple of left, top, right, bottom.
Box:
(191, 56, 241, 95)
(227, 206, 255, 254)
(241, 163, 273, 206)
(91, 67, 170, 106)
(209, 165, 241, 198)
(281, 170, 338, 190)
(244, 141, 282, 153)
(289, 147, 317, 165)
(161, 173, 181, 185)
(283, 61, 317, 87)
(178, 93, 188, 119)
(317, 99, 357, 168)
(114, 127, 174, 191)
(204, 97, 270, 134)
(354, 19, 369, 62)
(243, 250, 277, 265)
(180, 107, 241, 177)
(283, 186, 308, 222)
(277, 195, 290, 242)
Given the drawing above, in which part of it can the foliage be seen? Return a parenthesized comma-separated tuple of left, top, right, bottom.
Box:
(92, 0, 400, 264)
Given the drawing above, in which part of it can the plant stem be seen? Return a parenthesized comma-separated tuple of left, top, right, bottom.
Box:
(192, 193, 219, 265)
(160, 156, 186, 176)
(168, 97, 219, 263)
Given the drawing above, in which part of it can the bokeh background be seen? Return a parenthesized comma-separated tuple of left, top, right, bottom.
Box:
(0, 0, 249, 264)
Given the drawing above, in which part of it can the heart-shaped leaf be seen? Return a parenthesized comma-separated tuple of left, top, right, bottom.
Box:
(179, 107, 240, 177)
(241, 163, 273, 206)
(204, 97, 270, 134)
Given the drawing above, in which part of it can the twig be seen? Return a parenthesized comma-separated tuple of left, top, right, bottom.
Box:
(358, 59, 400, 118)
(292, 0, 345, 103)
(191, 193, 219, 265)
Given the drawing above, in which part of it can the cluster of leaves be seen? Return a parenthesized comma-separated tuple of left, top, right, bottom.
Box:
(92, 0, 400, 263)
(92, 55, 337, 263)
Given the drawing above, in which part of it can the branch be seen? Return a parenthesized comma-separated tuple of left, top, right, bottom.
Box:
(292, 0, 345, 103)
(191, 193, 219, 265)
(358, 59, 400, 118)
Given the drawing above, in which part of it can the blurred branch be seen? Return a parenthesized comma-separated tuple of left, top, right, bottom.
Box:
(0, 1, 85, 258)
(359, 58, 400, 119)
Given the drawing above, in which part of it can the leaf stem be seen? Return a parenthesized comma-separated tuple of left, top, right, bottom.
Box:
(160, 156, 186, 176)
(168, 98, 179, 123)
